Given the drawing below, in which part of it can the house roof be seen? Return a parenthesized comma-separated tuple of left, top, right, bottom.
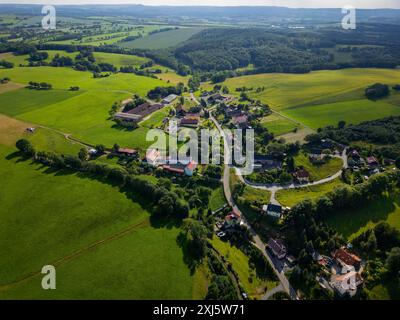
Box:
(267, 204, 282, 213)
(268, 238, 287, 255)
(186, 161, 197, 171)
(163, 94, 178, 103)
(233, 114, 248, 125)
(367, 156, 378, 164)
(294, 168, 310, 179)
(114, 112, 142, 120)
(333, 248, 361, 266)
(162, 164, 185, 174)
(118, 148, 137, 155)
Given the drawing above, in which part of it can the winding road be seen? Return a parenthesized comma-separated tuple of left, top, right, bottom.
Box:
(210, 112, 299, 300)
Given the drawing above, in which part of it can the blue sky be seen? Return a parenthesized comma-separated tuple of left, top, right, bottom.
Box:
(1, 0, 399, 9)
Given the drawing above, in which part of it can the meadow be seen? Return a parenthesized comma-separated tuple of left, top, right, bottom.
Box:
(326, 191, 400, 241)
(0, 144, 201, 299)
(221, 68, 400, 129)
(118, 27, 205, 49)
(294, 152, 343, 181)
(0, 66, 170, 150)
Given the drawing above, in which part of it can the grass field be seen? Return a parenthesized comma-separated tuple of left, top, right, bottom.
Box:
(260, 113, 299, 136)
(211, 237, 277, 299)
(0, 81, 24, 94)
(118, 27, 204, 49)
(276, 179, 344, 208)
(294, 152, 343, 181)
(209, 186, 226, 211)
(220, 68, 400, 129)
(326, 191, 400, 241)
(0, 144, 201, 299)
(0, 67, 170, 150)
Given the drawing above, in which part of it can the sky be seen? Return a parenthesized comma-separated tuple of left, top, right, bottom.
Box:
(1, 0, 400, 9)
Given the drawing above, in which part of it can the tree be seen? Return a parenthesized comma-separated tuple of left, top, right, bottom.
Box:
(95, 144, 106, 154)
(396, 157, 400, 169)
(78, 148, 88, 161)
(112, 143, 120, 153)
(182, 219, 208, 261)
(338, 120, 346, 129)
(386, 247, 400, 275)
(15, 139, 35, 157)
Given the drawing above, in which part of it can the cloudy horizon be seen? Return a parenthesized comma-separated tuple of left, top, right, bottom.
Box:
(0, 0, 399, 9)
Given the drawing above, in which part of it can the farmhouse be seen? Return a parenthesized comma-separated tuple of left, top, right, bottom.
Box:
(162, 94, 178, 105)
(127, 102, 164, 117)
(118, 148, 138, 157)
(262, 204, 283, 219)
(293, 168, 310, 183)
(330, 271, 363, 297)
(223, 212, 242, 231)
(333, 248, 362, 269)
(232, 114, 249, 129)
(114, 112, 142, 123)
(366, 156, 379, 168)
(268, 238, 287, 260)
(207, 93, 232, 105)
(180, 114, 200, 128)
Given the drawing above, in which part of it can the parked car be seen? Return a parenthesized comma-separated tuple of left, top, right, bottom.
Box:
(217, 231, 226, 238)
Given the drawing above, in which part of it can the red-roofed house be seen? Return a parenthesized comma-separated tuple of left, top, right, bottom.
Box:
(118, 148, 138, 157)
(146, 149, 161, 166)
(185, 161, 197, 176)
(333, 248, 362, 269)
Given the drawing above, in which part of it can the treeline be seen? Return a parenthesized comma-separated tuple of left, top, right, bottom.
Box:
(0, 59, 14, 68)
(147, 83, 184, 100)
(308, 116, 400, 159)
(15, 139, 189, 220)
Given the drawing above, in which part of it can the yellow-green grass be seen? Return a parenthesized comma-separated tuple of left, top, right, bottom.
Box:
(260, 113, 300, 136)
(119, 27, 204, 49)
(219, 68, 400, 129)
(278, 127, 314, 144)
(285, 99, 400, 130)
(294, 152, 343, 181)
(0, 144, 200, 299)
(0, 67, 170, 150)
(276, 179, 344, 208)
(209, 186, 226, 211)
(211, 237, 277, 299)
(221, 69, 400, 111)
(0, 51, 77, 66)
(27, 127, 83, 155)
(93, 52, 150, 68)
(326, 191, 400, 241)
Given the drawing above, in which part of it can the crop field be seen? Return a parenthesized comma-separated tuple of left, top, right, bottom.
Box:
(0, 67, 170, 150)
(93, 52, 149, 68)
(221, 68, 400, 129)
(276, 179, 344, 208)
(326, 191, 400, 241)
(118, 27, 205, 49)
(0, 144, 199, 299)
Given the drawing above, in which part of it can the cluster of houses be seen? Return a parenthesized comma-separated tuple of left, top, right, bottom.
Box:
(146, 148, 198, 177)
(215, 210, 243, 237)
(114, 94, 178, 124)
(201, 92, 233, 105)
(174, 105, 201, 128)
(348, 149, 383, 175)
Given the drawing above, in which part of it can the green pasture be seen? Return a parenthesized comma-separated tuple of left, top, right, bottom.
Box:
(294, 152, 343, 181)
(0, 144, 199, 299)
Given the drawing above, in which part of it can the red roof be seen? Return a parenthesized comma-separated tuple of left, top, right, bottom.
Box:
(186, 161, 197, 171)
(333, 249, 361, 266)
(118, 148, 137, 155)
(367, 156, 378, 165)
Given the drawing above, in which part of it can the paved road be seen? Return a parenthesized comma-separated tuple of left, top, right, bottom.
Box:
(236, 149, 348, 205)
(262, 284, 285, 300)
(210, 113, 299, 300)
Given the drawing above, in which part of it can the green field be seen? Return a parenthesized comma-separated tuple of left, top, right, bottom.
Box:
(326, 191, 400, 241)
(119, 27, 204, 49)
(0, 67, 170, 150)
(294, 152, 343, 181)
(0, 144, 200, 299)
(260, 113, 299, 136)
(220, 68, 400, 129)
(209, 186, 226, 211)
(276, 179, 344, 208)
(212, 237, 277, 299)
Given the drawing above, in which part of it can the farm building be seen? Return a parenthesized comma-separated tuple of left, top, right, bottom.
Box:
(162, 94, 178, 105)
(268, 238, 287, 260)
(126, 102, 164, 117)
(146, 149, 161, 166)
(253, 155, 282, 171)
(262, 204, 283, 219)
(333, 248, 362, 269)
(180, 114, 200, 128)
(293, 168, 310, 183)
(114, 112, 142, 123)
(330, 271, 363, 297)
(232, 114, 249, 129)
(118, 148, 138, 157)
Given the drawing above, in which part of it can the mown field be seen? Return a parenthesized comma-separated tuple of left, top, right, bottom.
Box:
(118, 27, 204, 49)
(220, 68, 400, 129)
(326, 191, 400, 241)
(0, 66, 170, 150)
(294, 152, 343, 181)
(0, 144, 202, 299)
